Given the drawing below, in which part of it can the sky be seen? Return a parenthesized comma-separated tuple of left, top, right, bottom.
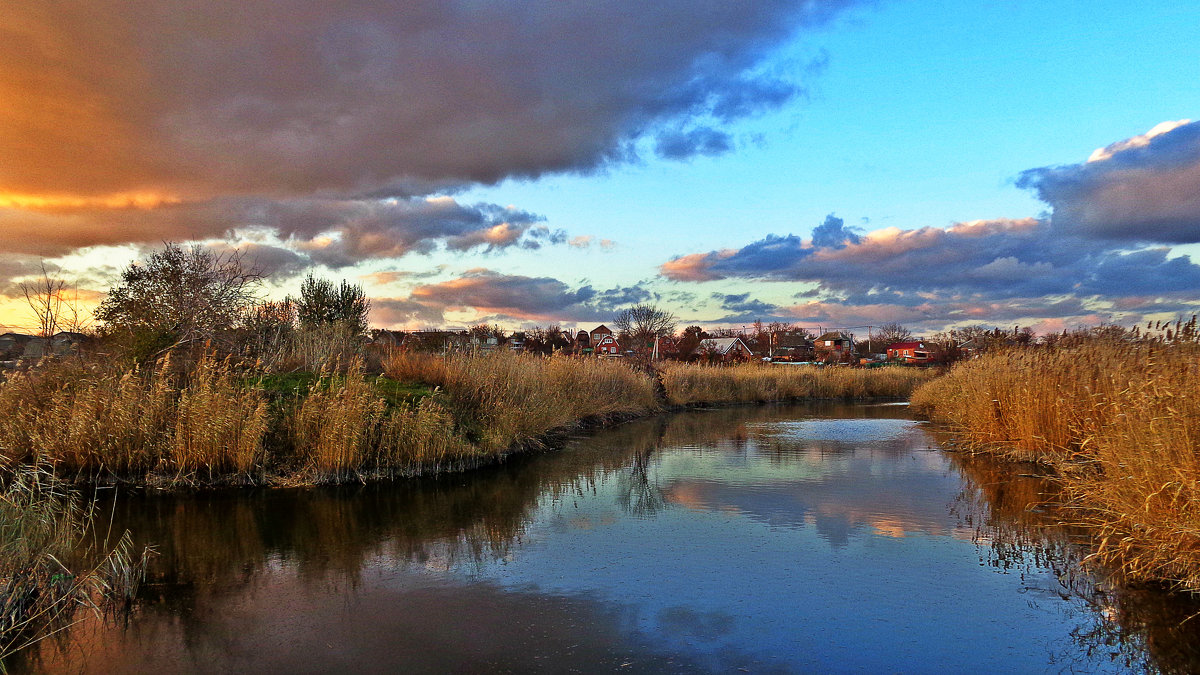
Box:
(3, 0, 1200, 336)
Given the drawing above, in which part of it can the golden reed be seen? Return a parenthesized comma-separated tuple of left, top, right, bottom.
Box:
(911, 336, 1200, 592)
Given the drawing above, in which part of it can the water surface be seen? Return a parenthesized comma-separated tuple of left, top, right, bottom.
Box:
(15, 402, 1200, 673)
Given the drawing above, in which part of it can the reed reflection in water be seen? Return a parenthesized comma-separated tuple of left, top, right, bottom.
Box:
(15, 402, 1200, 674)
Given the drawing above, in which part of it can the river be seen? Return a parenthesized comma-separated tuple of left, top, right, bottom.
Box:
(12, 402, 1200, 673)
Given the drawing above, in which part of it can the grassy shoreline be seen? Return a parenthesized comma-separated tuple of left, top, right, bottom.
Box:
(911, 336, 1200, 593)
(0, 352, 935, 488)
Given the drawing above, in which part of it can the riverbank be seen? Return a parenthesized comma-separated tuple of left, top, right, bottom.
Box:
(0, 465, 146, 661)
(910, 335, 1200, 593)
(0, 351, 935, 487)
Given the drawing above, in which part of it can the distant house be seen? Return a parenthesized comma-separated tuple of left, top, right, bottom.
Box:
(0, 333, 35, 360)
(507, 331, 526, 352)
(814, 332, 855, 360)
(50, 331, 88, 356)
(593, 333, 621, 356)
(370, 329, 406, 347)
(957, 338, 980, 360)
(694, 337, 754, 361)
(589, 325, 614, 343)
(771, 332, 815, 361)
(886, 341, 931, 363)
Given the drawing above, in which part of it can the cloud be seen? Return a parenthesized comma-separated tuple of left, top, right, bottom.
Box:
(661, 208, 1200, 330)
(713, 292, 779, 315)
(359, 267, 448, 287)
(1, 0, 858, 264)
(0, 254, 46, 298)
(0, 1, 858, 259)
(370, 269, 655, 327)
(1016, 119, 1200, 243)
(809, 214, 861, 248)
(0, 195, 553, 265)
(664, 212, 1200, 300)
(207, 242, 310, 279)
(655, 127, 734, 160)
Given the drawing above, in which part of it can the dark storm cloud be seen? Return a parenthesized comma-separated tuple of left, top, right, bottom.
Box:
(207, 242, 310, 279)
(1016, 120, 1200, 243)
(0, 1, 859, 258)
(1, 0, 862, 267)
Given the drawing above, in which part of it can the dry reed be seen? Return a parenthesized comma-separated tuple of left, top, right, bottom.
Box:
(172, 356, 270, 478)
(1, 465, 148, 662)
(383, 351, 660, 452)
(0, 354, 268, 481)
(660, 362, 936, 406)
(291, 363, 387, 478)
(911, 337, 1200, 591)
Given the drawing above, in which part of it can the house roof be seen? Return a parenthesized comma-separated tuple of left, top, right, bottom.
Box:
(590, 324, 613, 335)
(695, 337, 749, 355)
(887, 341, 925, 350)
(816, 332, 852, 342)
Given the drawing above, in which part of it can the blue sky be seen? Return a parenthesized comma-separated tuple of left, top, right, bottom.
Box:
(2, 0, 1199, 334)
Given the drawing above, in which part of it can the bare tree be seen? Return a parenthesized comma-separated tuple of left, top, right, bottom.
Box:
(873, 322, 913, 346)
(20, 265, 66, 340)
(614, 304, 677, 354)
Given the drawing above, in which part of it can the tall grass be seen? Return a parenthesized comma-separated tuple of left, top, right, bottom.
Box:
(660, 362, 936, 405)
(911, 337, 1200, 591)
(1, 348, 937, 485)
(173, 356, 270, 478)
(0, 355, 268, 482)
(383, 351, 660, 452)
(1, 465, 148, 662)
(291, 365, 387, 478)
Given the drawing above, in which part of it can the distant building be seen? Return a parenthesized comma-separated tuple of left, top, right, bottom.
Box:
(0, 333, 35, 360)
(886, 341, 931, 363)
(50, 331, 89, 355)
(589, 325, 614, 343)
(694, 337, 754, 361)
(771, 332, 815, 361)
(814, 332, 855, 360)
(593, 333, 621, 356)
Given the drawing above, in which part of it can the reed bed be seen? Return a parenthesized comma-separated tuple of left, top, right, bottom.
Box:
(287, 363, 468, 481)
(383, 351, 660, 452)
(660, 362, 936, 406)
(910, 337, 1200, 591)
(1, 465, 147, 662)
(1, 348, 934, 485)
(0, 355, 268, 481)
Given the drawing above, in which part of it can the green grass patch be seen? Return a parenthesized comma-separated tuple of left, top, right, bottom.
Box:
(249, 371, 434, 408)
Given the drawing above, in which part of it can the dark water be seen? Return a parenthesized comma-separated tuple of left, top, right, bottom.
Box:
(13, 403, 1200, 673)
